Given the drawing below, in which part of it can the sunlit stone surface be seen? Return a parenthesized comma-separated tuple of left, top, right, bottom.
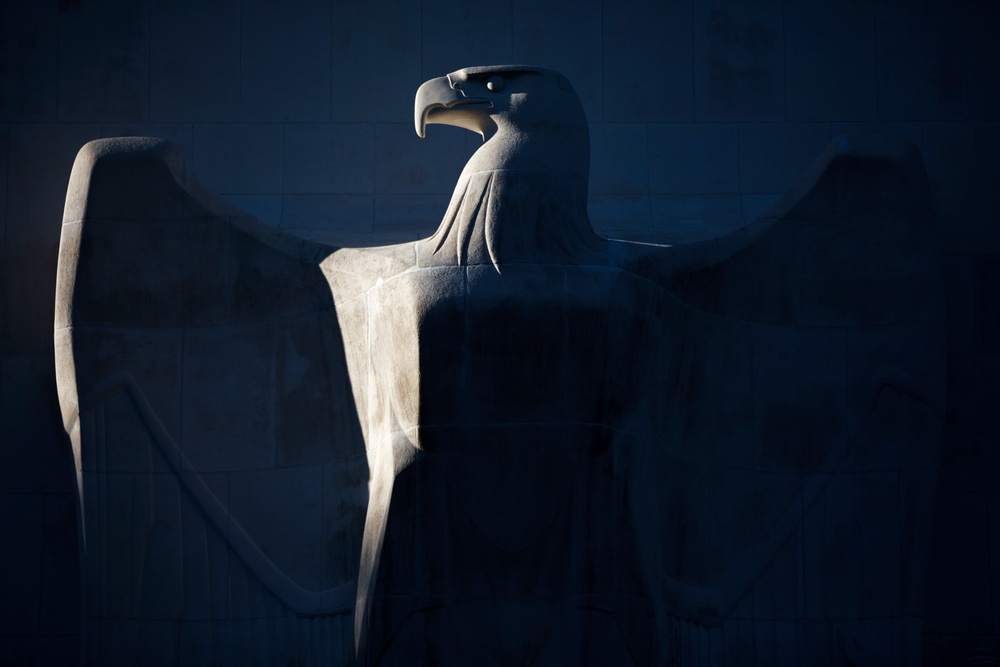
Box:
(55, 68, 944, 665)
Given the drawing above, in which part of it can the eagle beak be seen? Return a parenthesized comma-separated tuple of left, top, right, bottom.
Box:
(414, 74, 494, 138)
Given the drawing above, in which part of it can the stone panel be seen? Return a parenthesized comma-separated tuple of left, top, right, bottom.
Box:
(589, 123, 648, 195)
(192, 123, 283, 194)
(240, 0, 331, 121)
(56, 0, 149, 122)
(421, 0, 512, 81)
(149, 0, 239, 121)
(923, 492, 992, 634)
(374, 123, 470, 194)
(283, 124, 375, 194)
(785, 0, 876, 121)
(649, 123, 739, 194)
(180, 324, 275, 472)
(331, 0, 422, 123)
(693, 0, 784, 121)
(6, 123, 100, 254)
(0, 494, 43, 635)
(650, 193, 744, 243)
(588, 194, 651, 235)
(227, 465, 324, 590)
(512, 0, 603, 121)
(373, 193, 449, 234)
(602, 0, 693, 122)
(875, 0, 967, 120)
(281, 194, 373, 237)
(738, 122, 831, 193)
(0, 3, 59, 121)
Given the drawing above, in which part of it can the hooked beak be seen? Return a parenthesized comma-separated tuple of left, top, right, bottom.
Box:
(414, 75, 494, 138)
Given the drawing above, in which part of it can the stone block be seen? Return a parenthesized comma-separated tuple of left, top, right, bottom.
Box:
(281, 193, 373, 238)
(0, 125, 6, 247)
(374, 193, 449, 234)
(672, 310, 754, 469)
(331, 0, 422, 123)
(6, 123, 100, 254)
(192, 123, 283, 194)
(464, 264, 570, 424)
(802, 472, 861, 620)
(134, 621, 177, 666)
(966, 2, 1000, 119)
(0, 356, 69, 493)
(275, 311, 364, 467)
(421, 0, 512, 83)
(751, 324, 847, 473)
(588, 193, 651, 234)
(240, 0, 331, 121)
(693, 0, 784, 121)
(875, 0, 966, 120)
(922, 122, 1000, 254)
(846, 322, 946, 458)
(178, 621, 214, 667)
(322, 455, 369, 587)
(178, 480, 229, 621)
(149, 0, 239, 121)
(602, 0, 693, 122)
(857, 472, 902, 617)
(38, 494, 79, 635)
(0, 3, 58, 121)
(134, 473, 185, 619)
(738, 122, 831, 194)
(650, 193, 744, 243)
(2, 252, 57, 356)
(740, 193, 782, 219)
(227, 465, 324, 590)
(512, 0, 603, 121)
(923, 491, 992, 634)
(374, 123, 470, 194)
(973, 255, 1000, 354)
(227, 195, 282, 227)
(899, 469, 937, 616)
(589, 124, 648, 194)
(992, 493, 1000, 634)
(829, 121, 923, 149)
(64, 217, 231, 329)
(649, 123, 739, 194)
(180, 324, 275, 472)
(0, 494, 43, 635)
(784, 0, 876, 121)
(283, 123, 375, 194)
(56, 0, 149, 121)
(940, 355, 1000, 492)
(751, 526, 804, 620)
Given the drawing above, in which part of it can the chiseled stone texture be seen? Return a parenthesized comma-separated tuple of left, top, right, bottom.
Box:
(0, 1, 997, 665)
(55, 66, 945, 665)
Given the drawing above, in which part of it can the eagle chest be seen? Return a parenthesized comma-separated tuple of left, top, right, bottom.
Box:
(368, 262, 664, 440)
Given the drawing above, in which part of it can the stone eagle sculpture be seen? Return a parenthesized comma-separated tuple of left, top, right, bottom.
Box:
(56, 66, 944, 666)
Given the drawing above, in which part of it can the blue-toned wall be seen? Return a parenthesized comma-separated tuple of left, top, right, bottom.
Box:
(1, 0, 997, 663)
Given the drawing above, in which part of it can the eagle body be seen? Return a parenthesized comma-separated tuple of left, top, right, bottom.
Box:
(351, 67, 665, 664)
(56, 64, 945, 667)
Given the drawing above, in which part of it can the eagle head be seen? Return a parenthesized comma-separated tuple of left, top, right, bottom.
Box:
(415, 65, 589, 181)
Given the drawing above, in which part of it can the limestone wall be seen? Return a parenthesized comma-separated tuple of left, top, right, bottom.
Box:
(1, 0, 997, 663)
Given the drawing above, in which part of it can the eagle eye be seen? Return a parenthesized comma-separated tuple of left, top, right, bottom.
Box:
(486, 75, 504, 93)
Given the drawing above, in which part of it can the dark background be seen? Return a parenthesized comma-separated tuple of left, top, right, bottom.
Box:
(0, 0, 997, 664)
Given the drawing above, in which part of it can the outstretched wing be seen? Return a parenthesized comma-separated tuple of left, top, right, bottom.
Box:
(55, 138, 368, 666)
(616, 134, 946, 660)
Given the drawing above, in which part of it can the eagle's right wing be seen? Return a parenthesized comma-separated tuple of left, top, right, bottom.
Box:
(56, 138, 370, 666)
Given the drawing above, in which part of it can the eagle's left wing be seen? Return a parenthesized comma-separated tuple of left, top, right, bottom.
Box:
(612, 134, 946, 661)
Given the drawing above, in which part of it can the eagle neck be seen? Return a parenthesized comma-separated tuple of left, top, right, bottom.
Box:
(426, 165, 605, 271)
